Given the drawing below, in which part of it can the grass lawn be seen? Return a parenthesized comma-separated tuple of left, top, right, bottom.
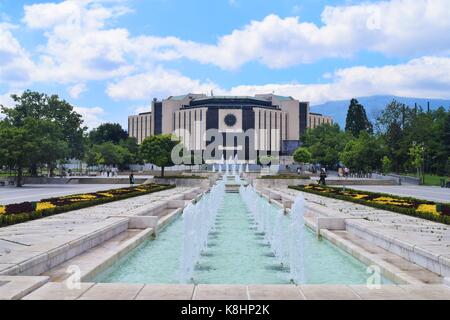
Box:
(407, 173, 448, 186)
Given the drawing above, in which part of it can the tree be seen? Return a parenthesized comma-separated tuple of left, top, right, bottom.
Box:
(0, 120, 41, 186)
(381, 156, 392, 174)
(1, 91, 85, 176)
(89, 123, 128, 145)
(92, 142, 131, 168)
(119, 137, 142, 165)
(340, 132, 384, 173)
(293, 147, 312, 164)
(301, 123, 352, 168)
(408, 142, 425, 180)
(140, 134, 180, 177)
(345, 99, 373, 137)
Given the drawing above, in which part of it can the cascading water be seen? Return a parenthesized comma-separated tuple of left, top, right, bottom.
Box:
(288, 196, 306, 283)
(239, 185, 306, 284)
(179, 183, 225, 283)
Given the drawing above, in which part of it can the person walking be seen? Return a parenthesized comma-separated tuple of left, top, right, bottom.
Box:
(319, 168, 327, 185)
(129, 172, 135, 187)
(344, 167, 349, 178)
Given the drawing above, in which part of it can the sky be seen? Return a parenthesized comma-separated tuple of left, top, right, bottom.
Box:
(0, 0, 450, 129)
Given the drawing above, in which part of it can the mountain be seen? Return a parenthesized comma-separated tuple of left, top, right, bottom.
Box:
(310, 95, 450, 128)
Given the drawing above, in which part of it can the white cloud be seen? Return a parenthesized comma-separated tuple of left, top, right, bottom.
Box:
(73, 106, 105, 129)
(106, 67, 218, 100)
(1, 0, 449, 108)
(14, 0, 450, 87)
(67, 83, 87, 98)
(22, 0, 134, 84)
(107, 56, 450, 104)
(133, 105, 151, 114)
(128, 0, 450, 70)
(0, 23, 35, 85)
(225, 56, 450, 104)
(0, 92, 16, 109)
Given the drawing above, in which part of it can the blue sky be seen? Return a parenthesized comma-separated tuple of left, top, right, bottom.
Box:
(0, 0, 449, 129)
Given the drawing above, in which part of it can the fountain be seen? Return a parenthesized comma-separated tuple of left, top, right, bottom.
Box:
(288, 195, 306, 283)
(179, 183, 225, 283)
(97, 182, 383, 285)
(239, 185, 306, 283)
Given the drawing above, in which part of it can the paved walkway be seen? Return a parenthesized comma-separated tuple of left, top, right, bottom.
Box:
(19, 282, 450, 300)
(272, 186, 450, 277)
(0, 186, 195, 276)
(344, 185, 450, 203)
(0, 184, 128, 205)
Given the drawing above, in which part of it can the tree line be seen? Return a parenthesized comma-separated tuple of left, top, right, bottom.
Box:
(0, 91, 146, 186)
(294, 98, 450, 178)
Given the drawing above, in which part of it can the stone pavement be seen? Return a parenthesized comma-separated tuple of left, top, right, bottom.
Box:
(0, 186, 195, 277)
(19, 282, 450, 300)
(271, 187, 450, 277)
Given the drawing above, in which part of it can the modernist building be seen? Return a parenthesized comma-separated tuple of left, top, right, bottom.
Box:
(308, 112, 333, 129)
(128, 94, 332, 164)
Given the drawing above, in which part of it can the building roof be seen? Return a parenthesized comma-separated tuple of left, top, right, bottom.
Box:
(188, 96, 274, 108)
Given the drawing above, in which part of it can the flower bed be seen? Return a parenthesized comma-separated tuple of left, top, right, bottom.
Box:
(289, 184, 450, 225)
(0, 183, 175, 227)
(259, 174, 311, 180)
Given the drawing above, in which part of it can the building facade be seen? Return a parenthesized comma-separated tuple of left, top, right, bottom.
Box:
(128, 94, 332, 163)
(308, 112, 333, 129)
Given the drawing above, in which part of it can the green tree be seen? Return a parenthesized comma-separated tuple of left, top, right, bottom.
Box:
(89, 123, 128, 145)
(301, 123, 352, 168)
(381, 156, 392, 174)
(293, 147, 312, 164)
(340, 132, 384, 173)
(140, 134, 180, 177)
(1, 91, 85, 176)
(92, 142, 131, 168)
(408, 142, 425, 180)
(0, 120, 42, 186)
(345, 99, 373, 137)
(119, 137, 142, 165)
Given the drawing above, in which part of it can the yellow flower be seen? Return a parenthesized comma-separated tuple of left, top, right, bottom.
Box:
(0, 206, 5, 215)
(36, 202, 56, 211)
(352, 194, 368, 199)
(79, 194, 97, 200)
(371, 197, 411, 206)
(416, 204, 439, 216)
(98, 193, 114, 197)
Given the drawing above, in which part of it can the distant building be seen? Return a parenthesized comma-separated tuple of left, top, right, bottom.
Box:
(128, 94, 333, 164)
(308, 112, 333, 129)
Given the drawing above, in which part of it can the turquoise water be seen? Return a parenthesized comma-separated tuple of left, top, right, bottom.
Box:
(95, 192, 390, 284)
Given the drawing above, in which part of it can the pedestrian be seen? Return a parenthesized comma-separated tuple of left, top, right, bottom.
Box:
(344, 167, 349, 178)
(129, 172, 135, 187)
(319, 168, 327, 185)
(297, 167, 301, 175)
(338, 167, 343, 177)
